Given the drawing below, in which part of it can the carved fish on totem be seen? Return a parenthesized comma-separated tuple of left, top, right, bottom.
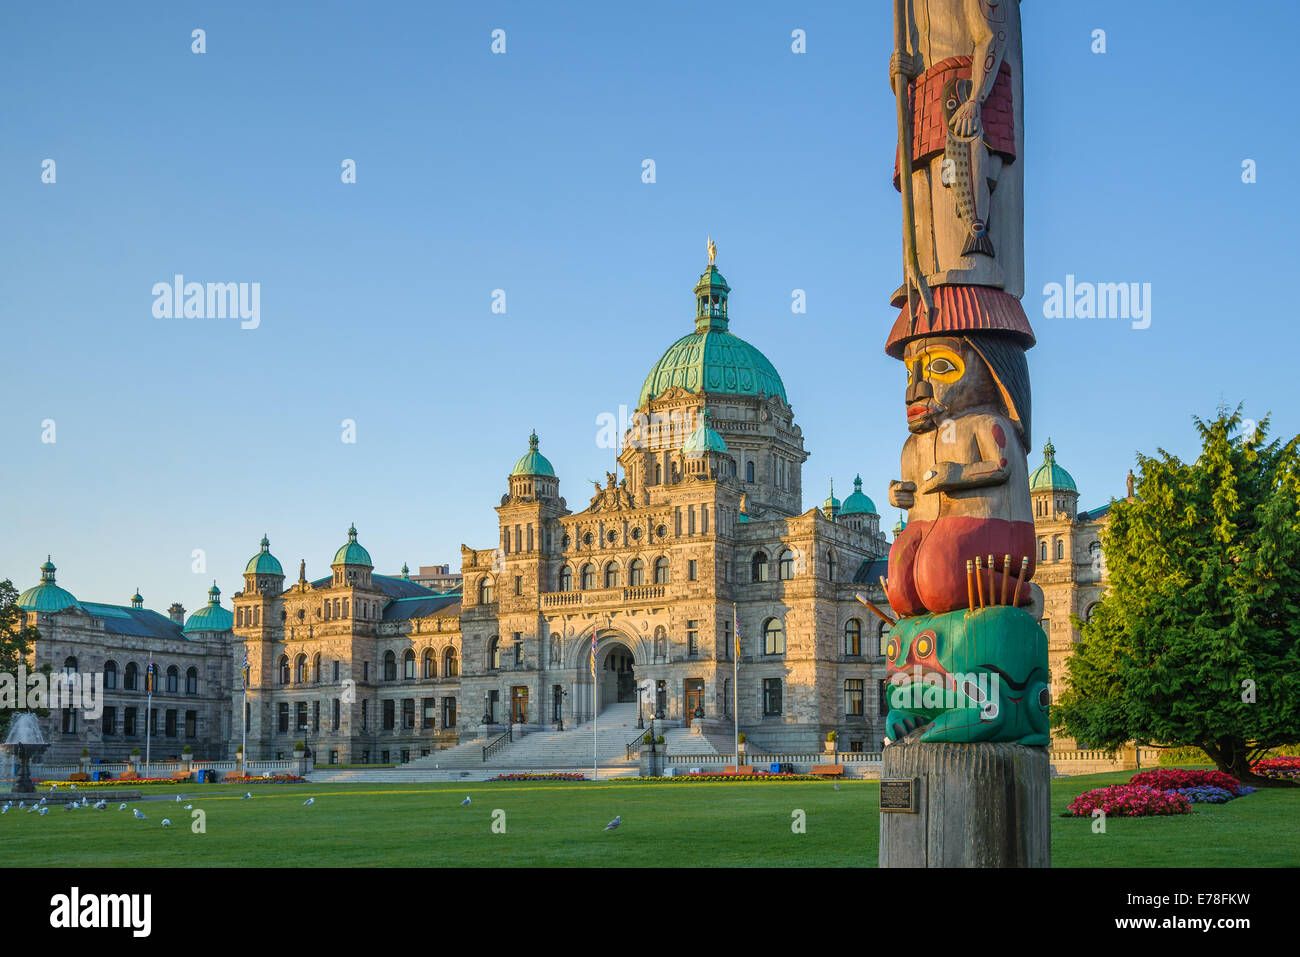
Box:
(940, 77, 994, 258)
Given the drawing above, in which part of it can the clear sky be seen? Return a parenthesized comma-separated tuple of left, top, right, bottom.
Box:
(1, 1, 1291, 612)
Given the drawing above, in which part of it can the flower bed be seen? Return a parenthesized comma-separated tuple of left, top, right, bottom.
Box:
(1166, 785, 1255, 804)
(488, 773, 586, 782)
(1066, 784, 1191, 818)
(615, 773, 827, 783)
(1130, 768, 1243, 794)
(1252, 757, 1300, 780)
(40, 775, 304, 789)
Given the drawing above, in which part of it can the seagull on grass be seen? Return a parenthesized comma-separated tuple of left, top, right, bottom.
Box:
(243, 792, 252, 800)
(460, 797, 471, 806)
(603, 815, 621, 831)
(833, 783, 840, 791)
(119, 803, 127, 811)
(302, 798, 314, 806)
(161, 819, 171, 828)
(39, 807, 49, 816)
(133, 808, 147, 820)
(184, 804, 193, 810)
(94, 800, 107, 810)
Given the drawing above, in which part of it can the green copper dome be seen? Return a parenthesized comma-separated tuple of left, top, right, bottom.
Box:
(510, 431, 555, 477)
(822, 479, 841, 517)
(682, 409, 729, 455)
(893, 514, 908, 535)
(839, 475, 878, 516)
(244, 535, 284, 577)
(332, 524, 373, 567)
(17, 558, 80, 614)
(1029, 439, 1078, 493)
(637, 263, 787, 408)
(184, 582, 233, 633)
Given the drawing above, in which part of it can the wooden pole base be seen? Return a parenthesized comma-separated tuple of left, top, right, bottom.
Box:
(879, 729, 1050, 867)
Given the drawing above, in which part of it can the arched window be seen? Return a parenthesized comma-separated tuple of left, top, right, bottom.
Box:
(778, 549, 795, 580)
(878, 621, 892, 658)
(124, 662, 139, 691)
(278, 655, 290, 685)
(1056, 539, 1065, 560)
(1039, 540, 1048, 562)
(745, 461, 755, 483)
(185, 667, 198, 695)
(488, 637, 501, 670)
(1084, 603, 1099, 623)
(63, 656, 78, 677)
(559, 565, 573, 592)
(104, 660, 118, 690)
(604, 562, 619, 589)
(313, 653, 321, 684)
(827, 548, 837, 582)
(844, 619, 862, 656)
(550, 635, 561, 664)
(237, 607, 244, 627)
(751, 551, 769, 583)
(653, 557, 669, 585)
(653, 626, 667, 659)
(479, 577, 495, 604)
(165, 665, 179, 693)
(294, 655, 307, 684)
(404, 649, 416, 679)
(443, 647, 459, 677)
(423, 649, 437, 678)
(383, 651, 397, 681)
(654, 462, 662, 484)
(763, 618, 785, 655)
(629, 559, 645, 587)
(581, 564, 595, 590)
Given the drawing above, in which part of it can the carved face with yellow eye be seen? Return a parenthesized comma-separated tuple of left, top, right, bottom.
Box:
(901, 336, 998, 434)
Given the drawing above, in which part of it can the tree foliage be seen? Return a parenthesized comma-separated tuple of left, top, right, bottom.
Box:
(0, 579, 43, 739)
(1053, 408, 1300, 781)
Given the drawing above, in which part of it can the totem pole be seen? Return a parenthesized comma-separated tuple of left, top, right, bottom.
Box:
(878, 0, 1050, 868)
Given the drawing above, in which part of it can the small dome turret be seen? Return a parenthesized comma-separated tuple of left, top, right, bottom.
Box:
(839, 475, 878, 516)
(332, 524, 373, 568)
(510, 431, 556, 477)
(1029, 439, 1078, 492)
(245, 534, 284, 577)
(821, 479, 841, 520)
(183, 581, 234, 634)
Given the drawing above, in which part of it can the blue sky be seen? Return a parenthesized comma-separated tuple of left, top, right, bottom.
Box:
(1, 0, 1289, 611)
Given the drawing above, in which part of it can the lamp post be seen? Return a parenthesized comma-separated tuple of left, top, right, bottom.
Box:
(636, 684, 644, 729)
(482, 692, 492, 727)
(514, 689, 525, 726)
(557, 688, 568, 731)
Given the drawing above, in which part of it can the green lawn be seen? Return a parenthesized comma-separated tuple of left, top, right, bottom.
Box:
(4, 770, 1295, 867)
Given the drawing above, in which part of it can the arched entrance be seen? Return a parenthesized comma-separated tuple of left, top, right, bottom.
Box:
(598, 643, 636, 711)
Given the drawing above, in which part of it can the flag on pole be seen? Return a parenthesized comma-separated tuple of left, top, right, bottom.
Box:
(146, 654, 155, 695)
(242, 650, 249, 692)
(590, 628, 597, 677)
(733, 604, 741, 659)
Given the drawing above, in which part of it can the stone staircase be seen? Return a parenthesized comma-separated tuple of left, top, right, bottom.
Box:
(393, 703, 645, 772)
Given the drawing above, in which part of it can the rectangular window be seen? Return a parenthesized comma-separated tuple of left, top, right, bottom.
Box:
(879, 627, 891, 657)
(383, 699, 396, 730)
(124, 707, 137, 737)
(442, 697, 457, 728)
(724, 561, 731, 583)
(423, 697, 436, 728)
(333, 660, 340, 682)
(688, 560, 697, 581)
(363, 661, 370, 682)
(185, 709, 197, 738)
(878, 679, 891, 717)
(381, 750, 390, 764)
(845, 679, 864, 717)
(296, 701, 308, 733)
(362, 700, 369, 731)
(278, 702, 289, 733)
(61, 708, 77, 734)
(514, 575, 522, 596)
(402, 698, 415, 730)
(687, 620, 698, 657)
(514, 633, 522, 667)
(329, 750, 339, 765)
(401, 749, 410, 764)
(722, 619, 732, 658)
(332, 698, 341, 731)
(102, 706, 116, 736)
(361, 749, 370, 764)
(150, 707, 159, 735)
(762, 678, 783, 716)
(165, 709, 177, 738)
(313, 699, 320, 733)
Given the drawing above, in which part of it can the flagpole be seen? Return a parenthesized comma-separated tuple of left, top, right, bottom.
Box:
(590, 621, 598, 783)
(241, 650, 248, 766)
(733, 603, 739, 766)
(144, 654, 153, 780)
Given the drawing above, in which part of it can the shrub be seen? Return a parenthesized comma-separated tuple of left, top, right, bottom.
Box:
(1156, 746, 1212, 766)
(1067, 784, 1191, 818)
(737, 733, 746, 744)
(1167, 785, 1241, 804)
(80, 747, 89, 758)
(182, 745, 192, 754)
(1130, 768, 1242, 794)
(826, 731, 837, 742)
(656, 735, 665, 744)
(293, 741, 305, 751)
(130, 748, 140, 756)
(643, 733, 653, 745)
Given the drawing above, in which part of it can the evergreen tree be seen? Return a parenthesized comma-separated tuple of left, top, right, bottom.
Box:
(1054, 407, 1300, 783)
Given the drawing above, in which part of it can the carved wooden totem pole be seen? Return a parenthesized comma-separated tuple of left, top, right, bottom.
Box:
(878, 0, 1050, 868)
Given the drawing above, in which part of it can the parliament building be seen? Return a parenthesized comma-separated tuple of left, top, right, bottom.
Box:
(15, 255, 1117, 763)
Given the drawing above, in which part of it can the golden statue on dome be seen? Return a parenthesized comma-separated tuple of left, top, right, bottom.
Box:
(707, 235, 717, 266)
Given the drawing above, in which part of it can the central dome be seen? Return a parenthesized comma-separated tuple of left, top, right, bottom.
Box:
(637, 263, 787, 409)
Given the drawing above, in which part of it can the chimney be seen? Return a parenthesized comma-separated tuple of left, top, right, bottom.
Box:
(168, 603, 186, 624)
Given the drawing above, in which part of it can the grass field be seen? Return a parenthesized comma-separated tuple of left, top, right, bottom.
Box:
(4, 770, 1296, 867)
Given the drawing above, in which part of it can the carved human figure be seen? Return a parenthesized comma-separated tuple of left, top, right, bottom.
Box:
(891, 0, 1023, 303)
(886, 333, 1034, 616)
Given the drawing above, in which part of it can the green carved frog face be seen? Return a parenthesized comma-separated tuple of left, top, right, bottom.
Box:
(884, 605, 1050, 745)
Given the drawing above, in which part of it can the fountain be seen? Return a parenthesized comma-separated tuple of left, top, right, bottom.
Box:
(2, 712, 49, 795)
